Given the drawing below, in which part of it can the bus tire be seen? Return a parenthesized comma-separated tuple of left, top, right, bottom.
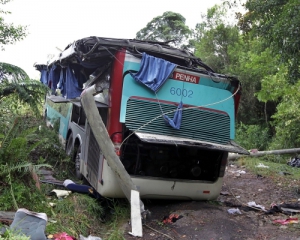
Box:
(73, 143, 83, 180)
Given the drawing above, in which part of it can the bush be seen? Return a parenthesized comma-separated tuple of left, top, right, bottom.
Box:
(235, 123, 270, 150)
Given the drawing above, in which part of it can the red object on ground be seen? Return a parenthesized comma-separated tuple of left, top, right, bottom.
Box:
(163, 213, 183, 224)
(53, 232, 76, 240)
(273, 218, 299, 225)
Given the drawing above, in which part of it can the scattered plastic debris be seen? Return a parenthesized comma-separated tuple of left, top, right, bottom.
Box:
(227, 208, 242, 215)
(228, 170, 246, 174)
(162, 213, 183, 224)
(50, 189, 72, 198)
(267, 203, 300, 214)
(10, 208, 47, 240)
(220, 191, 231, 196)
(256, 163, 269, 168)
(247, 201, 266, 211)
(80, 235, 102, 240)
(49, 232, 76, 240)
(287, 157, 300, 167)
(273, 218, 299, 225)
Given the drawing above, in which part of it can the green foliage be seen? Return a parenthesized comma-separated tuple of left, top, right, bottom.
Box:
(256, 65, 300, 148)
(104, 199, 130, 240)
(235, 123, 270, 150)
(0, 175, 49, 212)
(0, 117, 52, 210)
(0, 63, 48, 115)
(193, 4, 275, 125)
(193, 3, 240, 72)
(243, 0, 300, 82)
(0, 0, 27, 50)
(0, 229, 30, 240)
(46, 194, 104, 238)
(136, 11, 192, 48)
(230, 39, 279, 124)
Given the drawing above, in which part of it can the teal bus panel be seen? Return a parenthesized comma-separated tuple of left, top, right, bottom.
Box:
(121, 60, 235, 139)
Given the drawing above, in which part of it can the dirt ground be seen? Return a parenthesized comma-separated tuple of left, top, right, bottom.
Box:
(124, 163, 300, 240)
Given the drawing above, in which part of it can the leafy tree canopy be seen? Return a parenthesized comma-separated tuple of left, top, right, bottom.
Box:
(241, 0, 300, 83)
(0, 63, 47, 115)
(135, 11, 191, 48)
(0, 0, 27, 50)
(193, 4, 240, 73)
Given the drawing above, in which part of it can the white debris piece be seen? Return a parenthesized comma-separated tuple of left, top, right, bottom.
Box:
(227, 208, 242, 214)
(256, 163, 269, 168)
(247, 201, 266, 211)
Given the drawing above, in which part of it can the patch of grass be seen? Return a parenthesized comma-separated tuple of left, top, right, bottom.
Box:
(237, 156, 300, 177)
(237, 156, 300, 191)
(0, 175, 50, 212)
(45, 193, 104, 238)
(102, 199, 130, 240)
(44, 195, 132, 240)
(207, 200, 222, 206)
(0, 229, 30, 240)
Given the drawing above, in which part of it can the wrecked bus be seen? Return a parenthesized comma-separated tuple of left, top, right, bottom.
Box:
(35, 36, 248, 200)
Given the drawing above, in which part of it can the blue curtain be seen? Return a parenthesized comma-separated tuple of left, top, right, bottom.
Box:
(131, 53, 183, 129)
(48, 65, 60, 94)
(57, 68, 66, 97)
(65, 66, 83, 99)
(40, 69, 48, 85)
(130, 52, 176, 92)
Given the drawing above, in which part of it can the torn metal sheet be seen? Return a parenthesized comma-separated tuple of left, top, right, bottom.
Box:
(128, 190, 143, 237)
(135, 132, 249, 155)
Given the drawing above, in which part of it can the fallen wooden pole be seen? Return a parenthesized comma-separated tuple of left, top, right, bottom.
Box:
(81, 86, 143, 237)
(228, 148, 300, 160)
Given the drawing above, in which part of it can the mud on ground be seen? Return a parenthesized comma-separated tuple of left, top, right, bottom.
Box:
(124, 164, 300, 240)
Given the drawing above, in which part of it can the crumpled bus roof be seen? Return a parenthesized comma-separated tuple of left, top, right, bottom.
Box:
(34, 36, 241, 100)
(35, 36, 240, 82)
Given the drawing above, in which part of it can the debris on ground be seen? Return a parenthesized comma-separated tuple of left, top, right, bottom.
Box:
(49, 189, 72, 198)
(267, 203, 300, 215)
(273, 218, 299, 225)
(220, 191, 231, 196)
(79, 234, 102, 240)
(162, 213, 183, 224)
(247, 201, 266, 211)
(287, 156, 300, 167)
(38, 169, 64, 186)
(227, 208, 242, 215)
(0, 211, 15, 225)
(256, 163, 269, 168)
(9, 208, 47, 240)
(63, 179, 101, 199)
(48, 232, 76, 240)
